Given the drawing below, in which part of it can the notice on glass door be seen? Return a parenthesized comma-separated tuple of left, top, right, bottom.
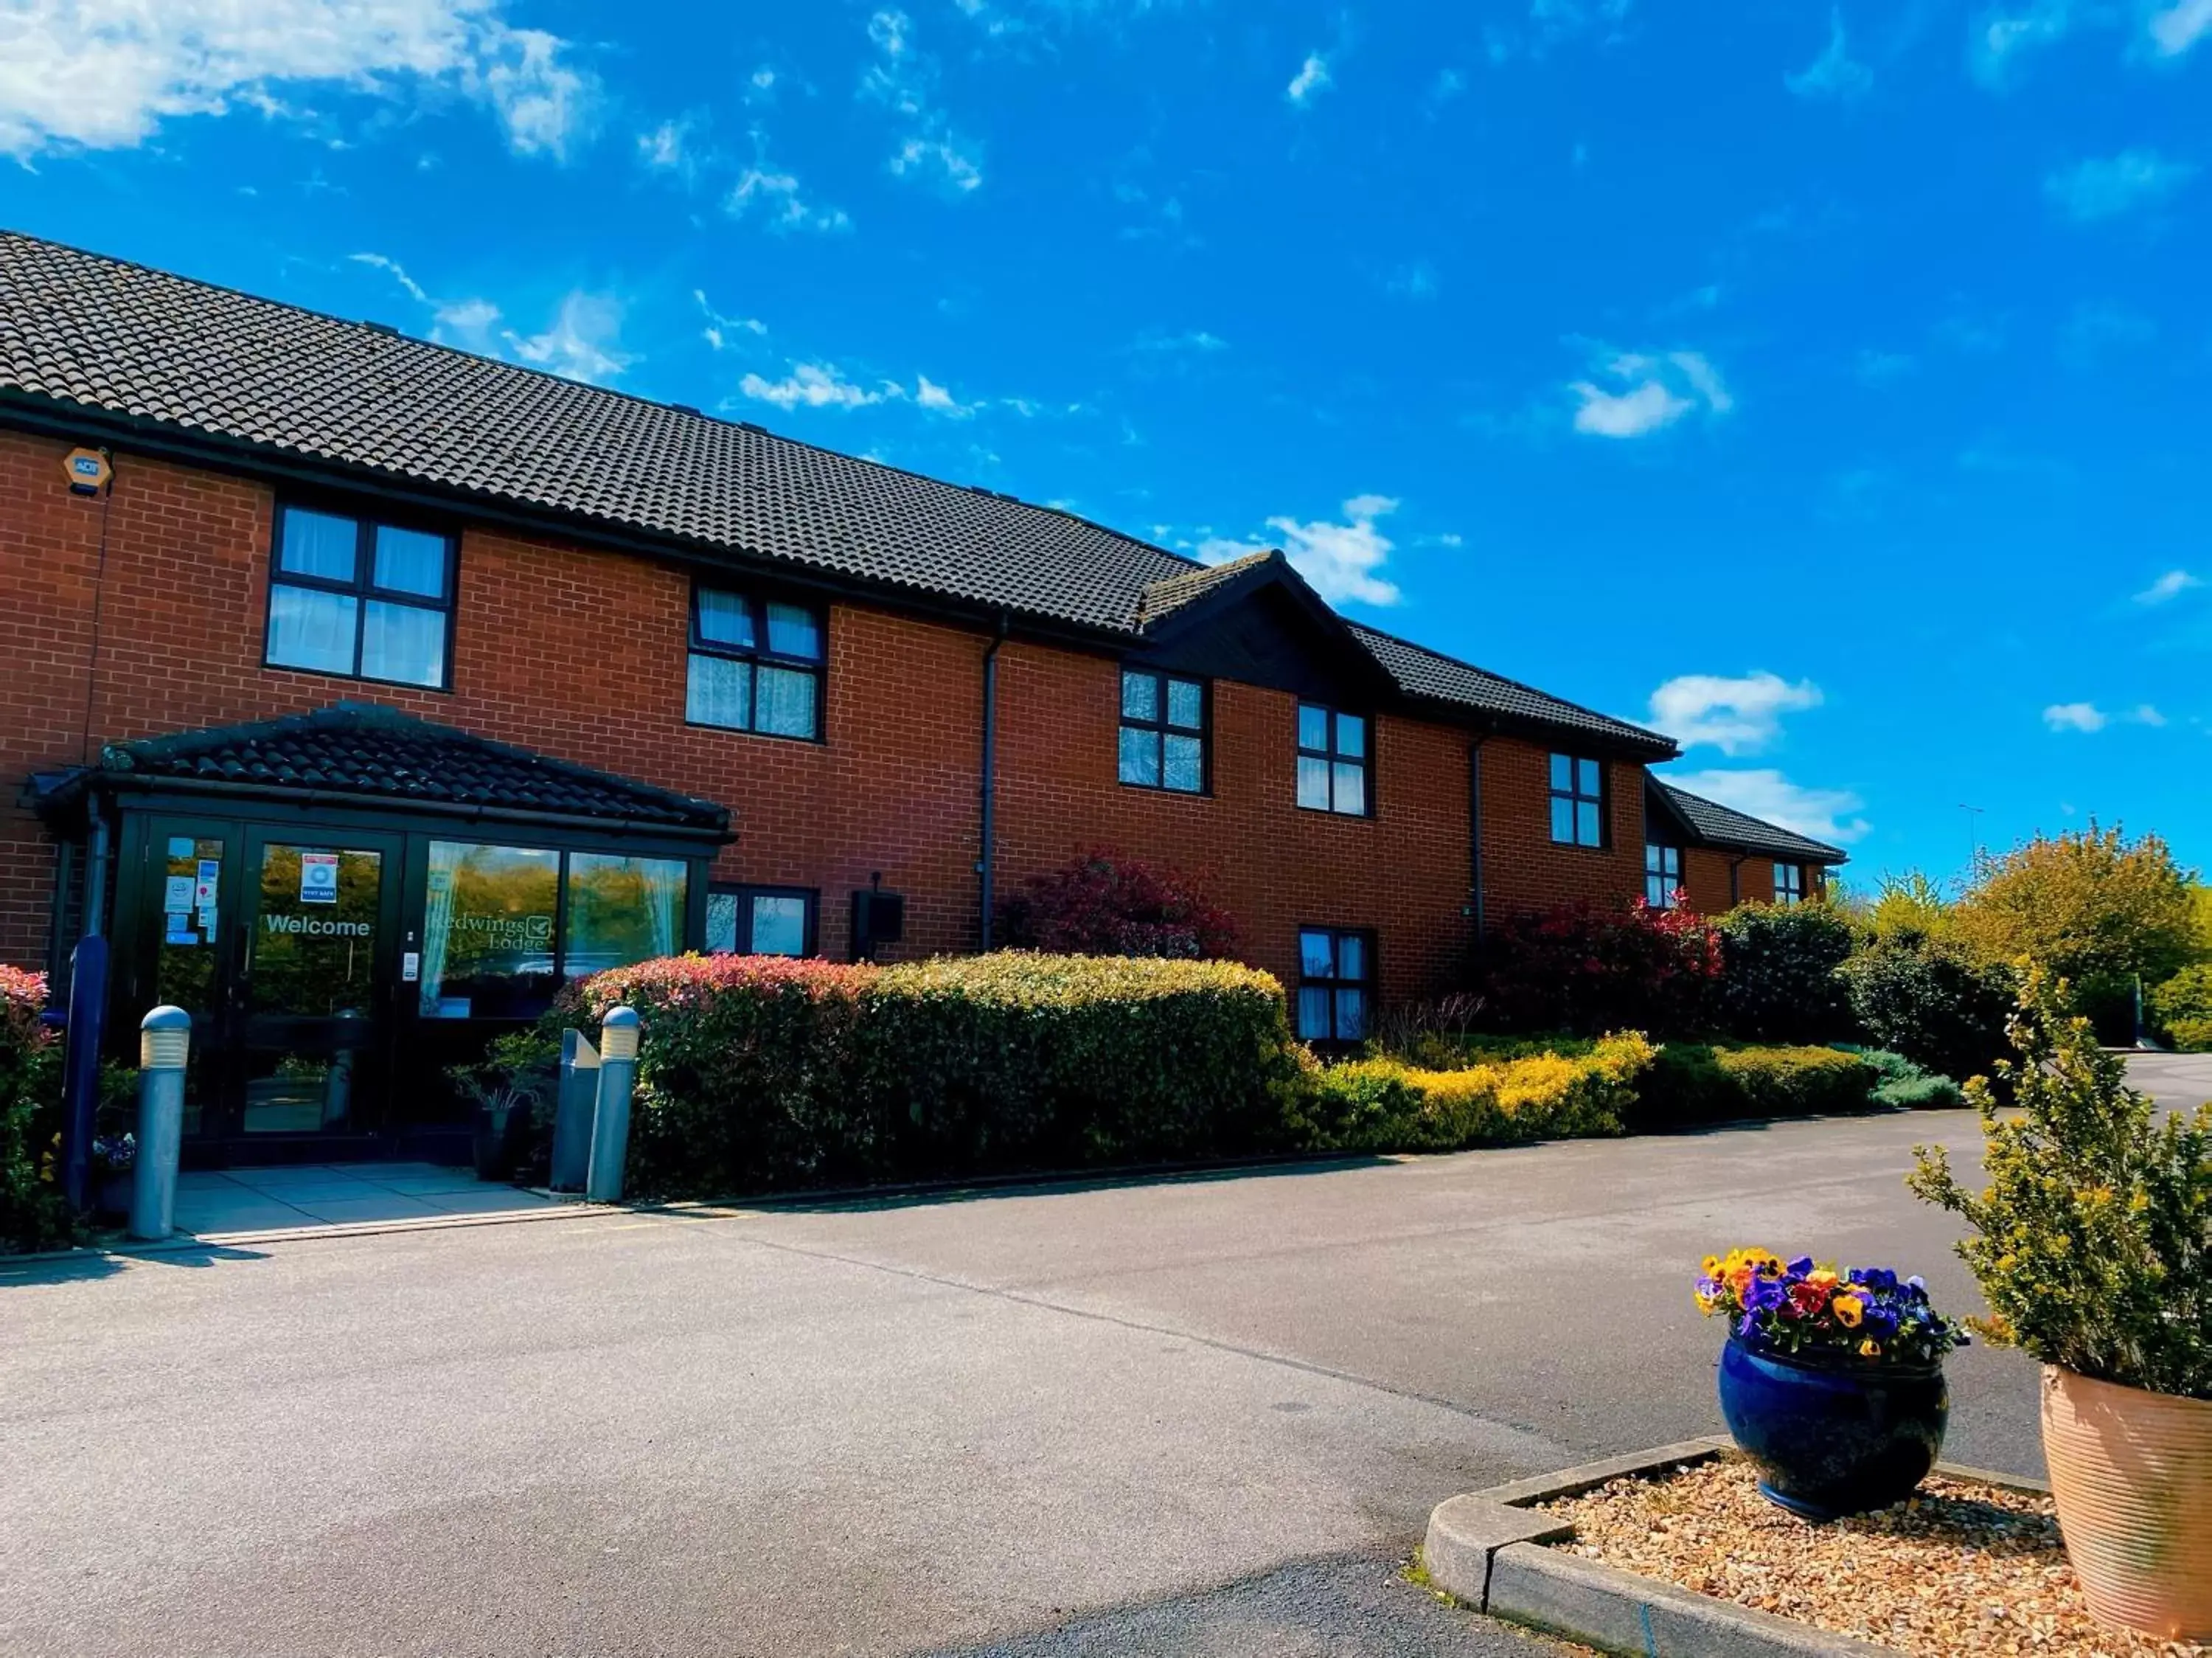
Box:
(164, 875, 195, 912)
(300, 852, 340, 905)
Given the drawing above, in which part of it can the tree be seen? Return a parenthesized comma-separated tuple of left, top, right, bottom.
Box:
(1863, 871, 1958, 947)
(1955, 825, 2197, 1000)
(995, 849, 1242, 960)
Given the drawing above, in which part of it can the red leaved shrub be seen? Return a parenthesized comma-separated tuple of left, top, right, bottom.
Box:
(1471, 899, 1722, 1036)
(996, 848, 1241, 960)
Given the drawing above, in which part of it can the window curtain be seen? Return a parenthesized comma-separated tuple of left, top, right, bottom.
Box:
(418, 841, 462, 1016)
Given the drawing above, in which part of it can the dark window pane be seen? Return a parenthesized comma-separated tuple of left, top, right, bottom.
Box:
(1166, 678, 1203, 730)
(420, 842, 560, 1019)
(1298, 704, 1329, 751)
(1161, 733, 1203, 791)
(1549, 797, 1574, 844)
(751, 895, 809, 957)
(1120, 670, 1158, 722)
(1576, 800, 1602, 846)
(280, 509, 358, 581)
(695, 588, 756, 650)
(756, 665, 818, 738)
(1119, 726, 1160, 785)
(1335, 712, 1366, 758)
(267, 584, 358, 674)
(1336, 988, 1368, 1041)
(1300, 930, 1335, 978)
(565, 853, 688, 980)
(1296, 987, 1331, 1041)
(687, 653, 752, 728)
(1332, 761, 1365, 815)
(1549, 752, 1572, 792)
(705, 892, 740, 954)
(1297, 755, 1332, 810)
(1337, 934, 1366, 982)
(1578, 757, 1602, 797)
(361, 600, 445, 687)
(765, 601, 822, 660)
(372, 525, 448, 597)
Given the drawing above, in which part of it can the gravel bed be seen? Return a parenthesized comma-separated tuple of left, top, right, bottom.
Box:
(1537, 1454, 2208, 1658)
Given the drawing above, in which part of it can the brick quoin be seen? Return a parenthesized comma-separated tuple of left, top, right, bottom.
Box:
(0, 428, 1752, 1002)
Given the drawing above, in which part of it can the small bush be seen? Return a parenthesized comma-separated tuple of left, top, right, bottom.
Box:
(1629, 1043, 1881, 1130)
(995, 849, 1241, 960)
(2149, 963, 2212, 1051)
(2168, 1016, 2212, 1054)
(1287, 1034, 1655, 1154)
(1471, 901, 1722, 1037)
(1712, 902, 1856, 1044)
(1851, 1047, 1966, 1111)
(1837, 937, 2017, 1084)
(1, 965, 74, 1254)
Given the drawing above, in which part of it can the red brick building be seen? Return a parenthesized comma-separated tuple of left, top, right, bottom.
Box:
(0, 234, 1843, 1162)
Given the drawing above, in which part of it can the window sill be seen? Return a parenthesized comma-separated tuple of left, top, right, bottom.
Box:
(261, 659, 453, 695)
(1117, 780, 1211, 798)
(684, 719, 828, 746)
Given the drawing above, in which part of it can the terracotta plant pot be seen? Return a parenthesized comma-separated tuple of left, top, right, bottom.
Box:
(2040, 1364, 2212, 1641)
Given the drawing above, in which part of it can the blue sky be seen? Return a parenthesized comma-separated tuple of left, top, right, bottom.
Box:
(2, 0, 2207, 886)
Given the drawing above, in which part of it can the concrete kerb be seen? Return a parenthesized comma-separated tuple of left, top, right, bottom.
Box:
(1422, 1437, 2054, 1658)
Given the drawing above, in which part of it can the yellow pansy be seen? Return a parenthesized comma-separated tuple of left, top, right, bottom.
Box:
(1832, 1294, 1865, 1328)
(1859, 1339, 1882, 1358)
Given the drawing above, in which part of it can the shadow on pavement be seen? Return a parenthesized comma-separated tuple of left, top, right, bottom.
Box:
(0, 1241, 269, 1286)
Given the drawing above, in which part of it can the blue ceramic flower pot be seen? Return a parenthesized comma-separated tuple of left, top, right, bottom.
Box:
(1717, 1335, 1949, 1520)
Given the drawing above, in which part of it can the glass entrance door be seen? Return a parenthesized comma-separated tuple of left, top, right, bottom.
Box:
(234, 833, 400, 1139)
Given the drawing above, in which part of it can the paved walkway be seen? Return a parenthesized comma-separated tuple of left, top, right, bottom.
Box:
(1, 1054, 2202, 1657)
(173, 1162, 567, 1235)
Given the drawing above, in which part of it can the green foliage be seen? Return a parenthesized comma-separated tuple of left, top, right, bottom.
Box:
(0, 965, 75, 1254)
(1849, 1047, 1967, 1111)
(2149, 962, 2212, 1051)
(1629, 1043, 1881, 1130)
(1910, 968, 2212, 1400)
(1712, 901, 1857, 1044)
(1286, 1035, 1655, 1154)
(1836, 935, 2017, 1085)
(1863, 871, 1959, 947)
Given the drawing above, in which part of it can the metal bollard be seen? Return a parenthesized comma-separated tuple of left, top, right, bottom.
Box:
(129, 1006, 189, 1241)
(584, 1007, 639, 1204)
(549, 1027, 600, 1192)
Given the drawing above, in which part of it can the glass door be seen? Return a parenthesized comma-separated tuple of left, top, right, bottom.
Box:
(143, 819, 242, 1141)
(233, 830, 402, 1142)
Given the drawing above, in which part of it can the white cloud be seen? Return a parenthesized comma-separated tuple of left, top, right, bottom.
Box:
(861, 8, 983, 193)
(2045, 150, 2197, 222)
(0, 0, 597, 161)
(349, 251, 428, 305)
(1668, 769, 1871, 845)
(739, 363, 886, 411)
(2134, 704, 2169, 727)
(501, 291, 631, 385)
(433, 296, 500, 342)
(2042, 701, 2167, 733)
(1649, 672, 1823, 756)
(1132, 329, 1228, 353)
(914, 375, 978, 417)
(726, 152, 852, 232)
(2150, 0, 2212, 55)
(694, 289, 765, 352)
(1286, 52, 1332, 105)
(637, 118, 689, 172)
(2135, 569, 2203, 606)
(1786, 10, 1873, 100)
(1568, 348, 1730, 438)
(1197, 494, 1404, 608)
(1970, 0, 2076, 86)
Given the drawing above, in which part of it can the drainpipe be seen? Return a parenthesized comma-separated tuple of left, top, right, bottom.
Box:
(1467, 735, 1489, 946)
(976, 614, 1009, 951)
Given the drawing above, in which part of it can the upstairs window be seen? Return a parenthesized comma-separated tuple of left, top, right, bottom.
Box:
(1548, 754, 1605, 847)
(1296, 928, 1372, 1045)
(1296, 704, 1369, 815)
(1645, 844, 1683, 909)
(1119, 668, 1206, 793)
(1775, 863, 1806, 906)
(706, 884, 817, 957)
(265, 504, 454, 689)
(686, 586, 825, 740)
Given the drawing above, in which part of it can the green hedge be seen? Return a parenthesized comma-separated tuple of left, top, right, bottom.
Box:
(1626, 1043, 1881, 1130)
(1287, 1035, 1655, 1154)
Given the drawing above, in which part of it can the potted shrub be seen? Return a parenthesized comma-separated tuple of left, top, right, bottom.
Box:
(1696, 1246, 1969, 1519)
(1912, 967, 2211, 1640)
(90, 1131, 136, 1220)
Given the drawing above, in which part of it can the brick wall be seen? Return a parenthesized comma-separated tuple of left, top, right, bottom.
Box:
(0, 427, 1658, 1002)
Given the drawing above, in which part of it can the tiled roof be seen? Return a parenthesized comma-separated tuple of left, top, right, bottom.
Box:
(0, 230, 1674, 755)
(1135, 552, 1273, 625)
(1653, 780, 1848, 864)
(1350, 623, 1674, 752)
(77, 703, 729, 833)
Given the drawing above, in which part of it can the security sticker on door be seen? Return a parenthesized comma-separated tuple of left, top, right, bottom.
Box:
(300, 852, 341, 905)
(164, 875, 195, 912)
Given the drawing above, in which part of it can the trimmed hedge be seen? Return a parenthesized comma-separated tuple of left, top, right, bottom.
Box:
(1, 965, 73, 1254)
(575, 951, 1296, 1198)
(1837, 937, 2016, 1085)
(1711, 902, 1856, 1044)
(1627, 1043, 1881, 1130)
(1287, 1034, 1655, 1155)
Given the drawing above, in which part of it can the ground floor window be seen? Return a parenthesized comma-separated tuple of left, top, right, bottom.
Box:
(1644, 843, 1683, 909)
(1296, 928, 1372, 1044)
(706, 884, 818, 957)
(420, 842, 687, 1018)
(1775, 862, 1806, 906)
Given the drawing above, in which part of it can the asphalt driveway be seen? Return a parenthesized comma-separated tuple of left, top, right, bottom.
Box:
(3, 1053, 2203, 1658)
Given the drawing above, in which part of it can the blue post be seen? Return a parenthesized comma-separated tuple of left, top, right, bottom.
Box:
(550, 1027, 599, 1191)
(58, 934, 109, 1212)
(584, 1007, 639, 1204)
(129, 1006, 189, 1241)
